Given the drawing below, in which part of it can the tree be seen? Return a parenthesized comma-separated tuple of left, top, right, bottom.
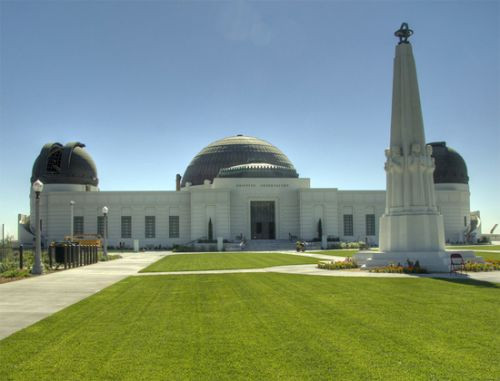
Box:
(317, 218, 323, 240)
(208, 218, 213, 241)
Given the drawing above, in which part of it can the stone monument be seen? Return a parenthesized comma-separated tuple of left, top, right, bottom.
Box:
(354, 23, 481, 271)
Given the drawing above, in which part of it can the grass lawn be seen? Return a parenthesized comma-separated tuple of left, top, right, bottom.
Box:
(446, 245, 500, 251)
(1, 274, 498, 380)
(474, 251, 500, 261)
(310, 249, 359, 257)
(141, 252, 319, 272)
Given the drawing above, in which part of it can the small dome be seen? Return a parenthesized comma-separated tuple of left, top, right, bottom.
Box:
(429, 142, 468, 184)
(181, 135, 298, 187)
(31, 142, 98, 186)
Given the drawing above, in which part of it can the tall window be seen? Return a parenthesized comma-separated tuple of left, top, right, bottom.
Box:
(464, 216, 467, 227)
(365, 214, 376, 236)
(145, 216, 156, 238)
(74, 216, 84, 235)
(97, 216, 108, 237)
(121, 216, 132, 238)
(169, 216, 179, 238)
(343, 214, 353, 236)
(46, 148, 62, 173)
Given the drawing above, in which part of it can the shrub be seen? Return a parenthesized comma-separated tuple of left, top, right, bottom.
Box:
(208, 218, 213, 241)
(327, 242, 342, 249)
(172, 245, 195, 252)
(477, 236, 491, 244)
(327, 236, 340, 242)
(1, 268, 30, 278)
(318, 258, 358, 270)
(326, 242, 365, 250)
(0, 262, 17, 273)
(99, 254, 122, 262)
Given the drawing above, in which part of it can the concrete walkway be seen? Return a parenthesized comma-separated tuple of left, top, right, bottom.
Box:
(0, 252, 165, 340)
(136, 263, 500, 282)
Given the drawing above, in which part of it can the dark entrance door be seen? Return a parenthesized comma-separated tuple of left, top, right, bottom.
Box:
(251, 201, 276, 239)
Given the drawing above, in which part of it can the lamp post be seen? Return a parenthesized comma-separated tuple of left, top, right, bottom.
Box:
(32, 179, 44, 275)
(102, 206, 108, 259)
(69, 200, 75, 241)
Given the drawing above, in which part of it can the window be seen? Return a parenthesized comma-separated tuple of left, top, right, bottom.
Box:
(74, 216, 84, 235)
(46, 148, 62, 173)
(366, 214, 376, 236)
(97, 216, 108, 237)
(464, 216, 467, 227)
(145, 216, 156, 238)
(343, 214, 353, 236)
(169, 216, 179, 238)
(121, 216, 132, 238)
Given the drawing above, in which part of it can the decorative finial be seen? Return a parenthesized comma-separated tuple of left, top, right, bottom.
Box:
(395, 22, 413, 44)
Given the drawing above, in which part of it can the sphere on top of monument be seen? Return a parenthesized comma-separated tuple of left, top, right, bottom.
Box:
(31, 142, 98, 186)
(181, 135, 298, 187)
(429, 142, 469, 185)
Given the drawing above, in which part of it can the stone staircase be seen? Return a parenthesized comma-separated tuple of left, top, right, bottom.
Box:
(224, 239, 322, 252)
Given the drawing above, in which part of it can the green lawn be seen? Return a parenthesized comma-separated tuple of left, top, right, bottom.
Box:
(0, 274, 498, 380)
(310, 249, 359, 257)
(446, 245, 500, 251)
(474, 251, 500, 261)
(141, 252, 319, 272)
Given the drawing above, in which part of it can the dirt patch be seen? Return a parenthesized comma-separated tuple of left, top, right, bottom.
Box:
(0, 276, 30, 284)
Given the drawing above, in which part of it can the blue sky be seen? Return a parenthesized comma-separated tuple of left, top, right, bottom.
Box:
(1, 1, 498, 239)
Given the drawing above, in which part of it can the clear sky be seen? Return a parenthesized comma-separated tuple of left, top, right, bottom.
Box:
(0, 1, 498, 239)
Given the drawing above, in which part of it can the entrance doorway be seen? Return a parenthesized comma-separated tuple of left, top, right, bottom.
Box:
(251, 201, 276, 239)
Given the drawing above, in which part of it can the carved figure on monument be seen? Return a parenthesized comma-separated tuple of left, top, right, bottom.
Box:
(424, 144, 437, 209)
(385, 146, 404, 209)
(408, 143, 425, 206)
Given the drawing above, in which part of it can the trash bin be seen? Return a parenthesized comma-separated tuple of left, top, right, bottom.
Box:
(54, 242, 67, 263)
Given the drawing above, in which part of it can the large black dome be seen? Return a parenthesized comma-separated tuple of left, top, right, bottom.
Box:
(429, 142, 468, 184)
(181, 135, 298, 187)
(31, 142, 98, 186)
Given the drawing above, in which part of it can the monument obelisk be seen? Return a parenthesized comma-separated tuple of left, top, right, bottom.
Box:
(355, 23, 479, 271)
(379, 23, 445, 254)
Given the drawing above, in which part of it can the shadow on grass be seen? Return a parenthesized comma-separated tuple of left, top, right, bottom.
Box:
(428, 276, 500, 289)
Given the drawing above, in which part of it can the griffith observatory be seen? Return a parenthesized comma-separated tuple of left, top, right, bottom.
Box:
(18, 24, 477, 253)
(19, 136, 473, 250)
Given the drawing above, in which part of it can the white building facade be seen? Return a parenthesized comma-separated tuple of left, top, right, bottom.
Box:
(19, 137, 472, 249)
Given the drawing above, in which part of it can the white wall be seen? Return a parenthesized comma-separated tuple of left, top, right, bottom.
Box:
(190, 189, 231, 240)
(27, 179, 471, 247)
(34, 190, 191, 248)
(299, 189, 340, 240)
(435, 183, 470, 243)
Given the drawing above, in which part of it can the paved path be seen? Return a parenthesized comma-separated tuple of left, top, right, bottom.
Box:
(136, 264, 500, 282)
(0, 252, 165, 340)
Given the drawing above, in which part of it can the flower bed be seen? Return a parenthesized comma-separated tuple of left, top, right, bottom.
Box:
(464, 260, 500, 272)
(370, 260, 427, 274)
(317, 258, 358, 270)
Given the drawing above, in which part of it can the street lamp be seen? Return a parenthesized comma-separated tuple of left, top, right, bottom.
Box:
(69, 200, 75, 241)
(102, 206, 108, 259)
(32, 179, 44, 275)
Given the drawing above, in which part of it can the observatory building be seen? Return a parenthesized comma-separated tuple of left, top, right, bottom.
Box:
(18, 136, 473, 249)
